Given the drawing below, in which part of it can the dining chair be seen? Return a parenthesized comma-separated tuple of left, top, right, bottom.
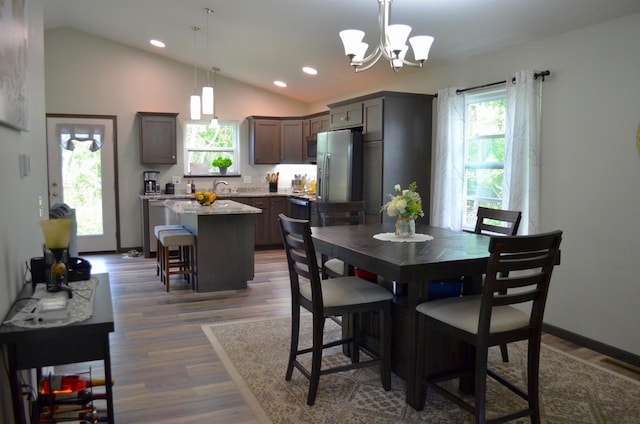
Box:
(414, 230, 562, 423)
(278, 214, 393, 406)
(315, 201, 369, 279)
(475, 206, 522, 362)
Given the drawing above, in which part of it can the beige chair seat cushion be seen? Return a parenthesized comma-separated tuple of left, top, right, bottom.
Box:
(154, 224, 185, 238)
(159, 230, 195, 247)
(300, 276, 392, 307)
(324, 258, 345, 276)
(416, 295, 529, 334)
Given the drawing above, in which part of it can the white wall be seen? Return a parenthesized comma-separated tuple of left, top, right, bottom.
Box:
(311, 14, 640, 356)
(0, 1, 48, 419)
(44, 28, 315, 249)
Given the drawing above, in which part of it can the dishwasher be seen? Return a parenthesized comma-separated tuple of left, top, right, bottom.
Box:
(288, 197, 310, 220)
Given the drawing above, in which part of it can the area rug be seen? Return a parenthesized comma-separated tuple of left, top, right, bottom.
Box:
(202, 316, 640, 424)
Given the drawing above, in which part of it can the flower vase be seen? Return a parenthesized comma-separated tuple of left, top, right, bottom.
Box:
(395, 218, 415, 238)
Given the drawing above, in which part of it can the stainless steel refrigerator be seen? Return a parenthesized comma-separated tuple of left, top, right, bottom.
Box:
(316, 129, 363, 202)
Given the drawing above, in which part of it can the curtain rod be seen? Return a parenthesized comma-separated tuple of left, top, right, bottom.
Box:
(432, 70, 551, 97)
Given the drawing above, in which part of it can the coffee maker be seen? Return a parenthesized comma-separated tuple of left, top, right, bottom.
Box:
(143, 171, 160, 195)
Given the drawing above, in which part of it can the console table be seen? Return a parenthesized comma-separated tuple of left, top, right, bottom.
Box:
(0, 273, 115, 423)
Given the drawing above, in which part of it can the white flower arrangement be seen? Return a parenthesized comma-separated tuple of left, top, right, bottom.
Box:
(382, 182, 424, 220)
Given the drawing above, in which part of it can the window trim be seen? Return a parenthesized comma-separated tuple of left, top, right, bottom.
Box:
(183, 119, 240, 176)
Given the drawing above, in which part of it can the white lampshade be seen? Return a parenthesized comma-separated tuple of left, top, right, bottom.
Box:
(210, 118, 219, 128)
(339, 29, 365, 56)
(386, 24, 411, 56)
(202, 86, 214, 115)
(190, 95, 201, 120)
(353, 42, 369, 62)
(409, 35, 434, 62)
(391, 46, 408, 70)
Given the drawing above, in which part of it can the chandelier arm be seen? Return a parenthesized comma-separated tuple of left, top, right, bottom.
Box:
(353, 49, 384, 72)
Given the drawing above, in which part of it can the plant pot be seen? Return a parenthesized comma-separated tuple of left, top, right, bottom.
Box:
(218, 167, 228, 175)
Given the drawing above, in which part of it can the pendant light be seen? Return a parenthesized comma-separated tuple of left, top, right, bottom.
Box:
(201, 8, 214, 115)
(189, 25, 201, 120)
(210, 67, 220, 128)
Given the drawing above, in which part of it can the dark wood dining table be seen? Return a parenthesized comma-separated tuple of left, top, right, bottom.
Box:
(311, 222, 491, 409)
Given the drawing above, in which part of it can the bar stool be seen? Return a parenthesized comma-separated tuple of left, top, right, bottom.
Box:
(157, 228, 196, 292)
(154, 224, 185, 279)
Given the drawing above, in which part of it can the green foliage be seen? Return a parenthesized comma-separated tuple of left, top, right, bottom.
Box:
(212, 156, 232, 168)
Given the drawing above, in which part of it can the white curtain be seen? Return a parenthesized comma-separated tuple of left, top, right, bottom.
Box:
(431, 87, 465, 230)
(504, 70, 542, 234)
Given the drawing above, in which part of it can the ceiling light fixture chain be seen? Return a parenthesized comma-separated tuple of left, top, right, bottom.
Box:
(339, 0, 434, 73)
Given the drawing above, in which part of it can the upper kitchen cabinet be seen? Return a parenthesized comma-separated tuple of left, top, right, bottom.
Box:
(249, 116, 304, 164)
(329, 102, 363, 130)
(362, 98, 383, 141)
(304, 112, 330, 137)
(138, 112, 179, 164)
(249, 118, 281, 164)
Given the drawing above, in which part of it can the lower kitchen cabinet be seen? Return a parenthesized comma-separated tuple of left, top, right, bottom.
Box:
(230, 196, 286, 247)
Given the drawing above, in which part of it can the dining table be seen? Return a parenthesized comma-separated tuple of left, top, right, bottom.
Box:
(311, 222, 491, 409)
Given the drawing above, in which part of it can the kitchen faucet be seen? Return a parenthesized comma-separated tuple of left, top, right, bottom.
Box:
(213, 179, 229, 194)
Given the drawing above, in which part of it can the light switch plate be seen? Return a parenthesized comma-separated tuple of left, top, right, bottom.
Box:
(243, 176, 252, 184)
(171, 176, 181, 185)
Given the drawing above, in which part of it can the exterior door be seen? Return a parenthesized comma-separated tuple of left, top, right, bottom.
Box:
(46, 115, 118, 253)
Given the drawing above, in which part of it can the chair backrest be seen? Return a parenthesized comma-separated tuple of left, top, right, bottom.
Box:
(474, 206, 522, 236)
(480, 230, 563, 335)
(316, 201, 366, 227)
(278, 214, 324, 311)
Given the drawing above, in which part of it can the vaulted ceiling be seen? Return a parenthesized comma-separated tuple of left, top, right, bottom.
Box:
(43, 0, 640, 103)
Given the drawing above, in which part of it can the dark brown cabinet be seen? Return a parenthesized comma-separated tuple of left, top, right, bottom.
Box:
(306, 113, 330, 136)
(138, 112, 178, 164)
(280, 120, 303, 163)
(329, 102, 363, 129)
(229, 196, 286, 247)
(249, 118, 281, 164)
(328, 92, 434, 224)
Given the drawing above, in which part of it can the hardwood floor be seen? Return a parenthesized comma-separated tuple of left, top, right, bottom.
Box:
(56, 249, 639, 423)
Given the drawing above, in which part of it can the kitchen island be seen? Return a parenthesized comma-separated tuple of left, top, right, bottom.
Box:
(164, 199, 262, 292)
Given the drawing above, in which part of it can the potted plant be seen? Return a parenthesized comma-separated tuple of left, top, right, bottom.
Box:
(211, 156, 232, 175)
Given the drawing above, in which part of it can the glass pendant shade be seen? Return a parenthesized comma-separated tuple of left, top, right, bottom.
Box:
(409, 35, 434, 62)
(386, 24, 411, 56)
(210, 118, 219, 128)
(202, 86, 214, 115)
(353, 42, 369, 62)
(339, 29, 365, 56)
(190, 95, 201, 120)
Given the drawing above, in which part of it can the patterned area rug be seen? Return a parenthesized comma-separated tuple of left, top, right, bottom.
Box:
(202, 316, 640, 424)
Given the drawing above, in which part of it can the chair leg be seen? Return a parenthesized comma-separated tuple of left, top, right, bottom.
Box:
(473, 339, 489, 423)
(307, 314, 325, 406)
(528, 335, 542, 424)
(500, 343, 510, 362)
(286, 306, 300, 381)
(163, 245, 171, 292)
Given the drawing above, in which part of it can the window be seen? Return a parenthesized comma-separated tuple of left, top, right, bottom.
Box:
(462, 88, 506, 228)
(184, 120, 239, 175)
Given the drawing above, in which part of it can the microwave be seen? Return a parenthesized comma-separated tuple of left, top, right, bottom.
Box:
(304, 135, 317, 163)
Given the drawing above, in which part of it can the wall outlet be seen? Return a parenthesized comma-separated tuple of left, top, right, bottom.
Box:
(171, 176, 181, 185)
(38, 196, 44, 218)
(243, 175, 252, 184)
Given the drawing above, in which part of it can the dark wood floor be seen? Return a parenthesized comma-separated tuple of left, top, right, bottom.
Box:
(56, 249, 639, 423)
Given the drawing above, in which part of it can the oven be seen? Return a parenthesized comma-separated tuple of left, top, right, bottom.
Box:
(288, 196, 310, 220)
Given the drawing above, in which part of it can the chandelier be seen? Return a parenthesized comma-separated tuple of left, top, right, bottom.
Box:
(339, 0, 434, 73)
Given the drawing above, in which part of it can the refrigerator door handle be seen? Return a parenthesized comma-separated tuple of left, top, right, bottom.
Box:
(321, 153, 330, 200)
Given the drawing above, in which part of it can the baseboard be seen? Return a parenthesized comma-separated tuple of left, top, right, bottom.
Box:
(543, 323, 640, 368)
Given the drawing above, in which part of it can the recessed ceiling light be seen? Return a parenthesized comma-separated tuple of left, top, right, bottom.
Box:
(274, 80, 287, 88)
(150, 39, 165, 48)
(302, 66, 318, 75)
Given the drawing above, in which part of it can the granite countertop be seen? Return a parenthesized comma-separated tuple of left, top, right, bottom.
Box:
(164, 199, 262, 215)
(140, 191, 313, 200)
